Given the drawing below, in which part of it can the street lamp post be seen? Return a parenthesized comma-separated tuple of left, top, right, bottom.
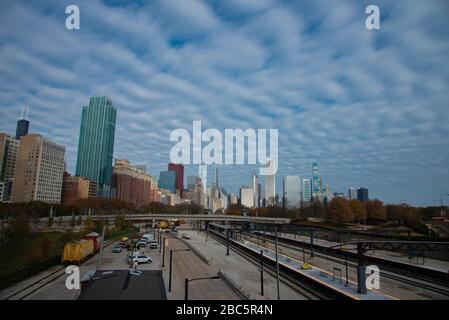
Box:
(169, 249, 191, 292)
(184, 276, 221, 300)
(274, 226, 280, 300)
(260, 250, 264, 296)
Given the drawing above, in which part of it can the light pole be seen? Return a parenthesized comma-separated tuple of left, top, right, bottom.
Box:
(260, 250, 264, 296)
(274, 226, 280, 300)
(185, 276, 221, 300)
(169, 249, 191, 292)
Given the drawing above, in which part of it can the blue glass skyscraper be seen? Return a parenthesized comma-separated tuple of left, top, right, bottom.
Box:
(76, 97, 117, 197)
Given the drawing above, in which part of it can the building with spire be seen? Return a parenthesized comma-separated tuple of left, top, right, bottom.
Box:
(16, 107, 29, 140)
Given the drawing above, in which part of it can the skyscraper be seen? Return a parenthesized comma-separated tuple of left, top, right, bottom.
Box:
(302, 178, 312, 203)
(312, 162, 320, 197)
(348, 187, 357, 200)
(158, 171, 176, 193)
(240, 186, 254, 208)
(283, 176, 301, 209)
(0, 133, 20, 202)
(76, 97, 117, 197)
(198, 164, 207, 192)
(168, 163, 184, 197)
(264, 160, 276, 206)
(251, 173, 259, 208)
(188, 176, 201, 191)
(11, 134, 65, 204)
(15, 108, 29, 140)
(357, 188, 369, 202)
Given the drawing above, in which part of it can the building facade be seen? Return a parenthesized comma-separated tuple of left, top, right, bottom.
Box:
(112, 159, 154, 208)
(76, 96, 117, 197)
(302, 178, 312, 203)
(312, 162, 320, 198)
(264, 160, 276, 206)
(283, 176, 301, 209)
(348, 187, 357, 200)
(240, 186, 254, 208)
(0, 133, 20, 202)
(357, 188, 369, 202)
(62, 173, 97, 204)
(168, 163, 184, 197)
(11, 134, 65, 204)
(158, 170, 176, 194)
(198, 164, 207, 193)
(251, 173, 259, 208)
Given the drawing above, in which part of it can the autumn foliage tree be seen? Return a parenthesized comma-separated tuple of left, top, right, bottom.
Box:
(328, 198, 354, 225)
(365, 199, 387, 222)
(349, 199, 367, 222)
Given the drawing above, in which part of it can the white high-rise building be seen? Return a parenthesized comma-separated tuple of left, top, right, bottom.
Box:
(302, 178, 312, 203)
(251, 173, 259, 208)
(348, 187, 357, 200)
(198, 164, 207, 193)
(264, 160, 276, 206)
(283, 176, 301, 209)
(240, 186, 254, 208)
(0, 133, 20, 202)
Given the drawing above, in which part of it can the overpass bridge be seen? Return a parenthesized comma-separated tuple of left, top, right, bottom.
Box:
(90, 214, 291, 224)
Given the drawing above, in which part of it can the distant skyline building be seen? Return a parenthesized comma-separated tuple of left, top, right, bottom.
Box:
(76, 97, 117, 197)
(15, 108, 29, 140)
(198, 164, 207, 193)
(168, 163, 184, 197)
(240, 186, 254, 208)
(349, 187, 357, 200)
(188, 175, 201, 192)
(62, 172, 97, 205)
(0, 133, 20, 202)
(312, 162, 320, 197)
(251, 173, 259, 208)
(264, 160, 276, 206)
(302, 178, 312, 203)
(283, 176, 301, 209)
(158, 170, 176, 194)
(11, 134, 65, 204)
(357, 188, 369, 202)
(112, 159, 154, 207)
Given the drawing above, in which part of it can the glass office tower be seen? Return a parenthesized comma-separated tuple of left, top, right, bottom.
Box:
(76, 97, 117, 197)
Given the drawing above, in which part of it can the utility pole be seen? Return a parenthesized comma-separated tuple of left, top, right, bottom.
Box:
(96, 226, 106, 271)
(260, 250, 264, 296)
(274, 226, 280, 300)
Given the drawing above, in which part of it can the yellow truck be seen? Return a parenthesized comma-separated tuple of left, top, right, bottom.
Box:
(62, 239, 94, 265)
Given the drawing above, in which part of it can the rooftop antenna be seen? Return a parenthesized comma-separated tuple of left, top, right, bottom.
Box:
(25, 107, 29, 120)
(20, 108, 24, 120)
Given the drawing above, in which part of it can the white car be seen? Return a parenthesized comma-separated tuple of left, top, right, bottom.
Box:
(149, 240, 159, 249)
(133, 255, 152, 264)
(181, 233, 191, 240)
(138, 240, 147, 248)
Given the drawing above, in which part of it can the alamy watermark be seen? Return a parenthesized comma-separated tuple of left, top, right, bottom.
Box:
(169, 121, 278, 176)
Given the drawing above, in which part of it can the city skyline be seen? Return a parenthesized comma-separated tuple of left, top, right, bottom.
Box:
(1, 1, 449, 206)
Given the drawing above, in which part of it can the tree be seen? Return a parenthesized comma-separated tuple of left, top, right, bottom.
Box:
(365, 199, 387, 221)
(328, 198, 354, 225)
(115, 214, 127, 231)
(349, 199, 367, 222)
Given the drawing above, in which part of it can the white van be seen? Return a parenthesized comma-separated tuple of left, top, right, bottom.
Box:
(142, 234, 154, 243)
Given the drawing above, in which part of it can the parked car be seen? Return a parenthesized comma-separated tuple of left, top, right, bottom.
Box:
(138, 240, 147, 248)
(181, 233, 191, 240)
(133, 255, 152, 264)
(149, 240, 159, 249)
(112, 245, 122, 253)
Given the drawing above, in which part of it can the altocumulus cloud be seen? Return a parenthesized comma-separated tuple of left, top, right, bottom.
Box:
(0, 0, 449, 206)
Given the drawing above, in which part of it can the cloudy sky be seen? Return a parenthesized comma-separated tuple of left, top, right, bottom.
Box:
(1, 0, 448, 206)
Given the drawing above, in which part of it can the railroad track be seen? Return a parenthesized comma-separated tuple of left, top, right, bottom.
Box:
(3, 239, 119, 300)
(208, 230, 325, 300)
(246, 232, 449, 297)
